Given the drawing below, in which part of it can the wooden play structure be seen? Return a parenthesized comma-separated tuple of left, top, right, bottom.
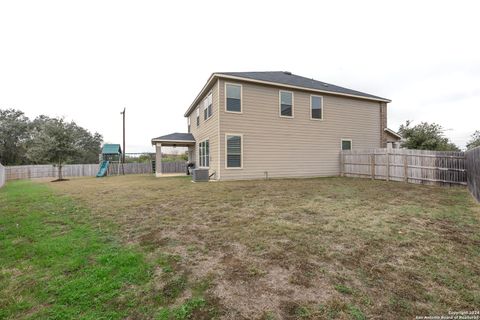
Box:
(97, 144, 123, 177)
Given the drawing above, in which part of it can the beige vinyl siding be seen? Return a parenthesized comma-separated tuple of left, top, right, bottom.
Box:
(188, 80, 219, 178)
(218, 79, 381, 180)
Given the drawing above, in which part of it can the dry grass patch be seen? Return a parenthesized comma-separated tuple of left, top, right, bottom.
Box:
(49, 175, 480, 319)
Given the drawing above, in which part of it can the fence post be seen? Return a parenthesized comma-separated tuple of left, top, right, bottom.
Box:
(0, 163, 5, 188)
(370, 154, 375, 180)
(403, 154, 408, 183)
(340, 152, 344, 177)
(386, 150, 390, 182)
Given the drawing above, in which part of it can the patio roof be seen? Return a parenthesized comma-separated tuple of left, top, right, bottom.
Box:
(151, 132, 195, 146)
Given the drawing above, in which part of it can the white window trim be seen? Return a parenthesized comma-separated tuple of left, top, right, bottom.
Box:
(198, 138, 210, 168)
(196, 108, 200, 127)
(279, 90, 294, 118)
(225, 82, 243, 114)
(203, 92, 213, 121)
(310, 95, 324, 121)
(341, 139, 353, 150)
(225, 133, 243, 169)
(203, 99, 208, 120)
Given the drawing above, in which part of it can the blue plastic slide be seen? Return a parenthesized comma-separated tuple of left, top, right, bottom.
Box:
(96, 160, 109, 177)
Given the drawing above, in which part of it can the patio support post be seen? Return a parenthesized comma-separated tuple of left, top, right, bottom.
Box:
(155, 143, 162, 177)
(188, 146, 194, 163)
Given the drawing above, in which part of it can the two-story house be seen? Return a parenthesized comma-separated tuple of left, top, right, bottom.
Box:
(151, 71, 401, 180)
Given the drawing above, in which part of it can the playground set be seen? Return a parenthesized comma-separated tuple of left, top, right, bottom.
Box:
(96, 144, 157, 177)
(96, 144, 123, 177)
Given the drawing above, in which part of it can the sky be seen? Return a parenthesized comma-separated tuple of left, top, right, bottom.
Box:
(1, 0, 479, 152)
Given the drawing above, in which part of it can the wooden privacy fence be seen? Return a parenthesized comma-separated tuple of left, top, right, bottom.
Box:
(0, 163, 5, 188)
(161, 161, 187, 174)
(109, 162, 186, 175)
(6, 164, 100, 180)
(5, 161, 187, 180)
(466, 146, 480, 202)
(108, 163, 153, 175)
(341, 148, 467, 186)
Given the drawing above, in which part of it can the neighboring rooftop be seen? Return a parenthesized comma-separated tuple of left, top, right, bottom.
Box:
(218, 71, 390, 102)
(384, 128, 403, 139)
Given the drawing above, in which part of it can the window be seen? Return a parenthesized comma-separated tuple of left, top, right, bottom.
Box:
(187, 117, 191, 133)
(226, 84, 242, 112)
(311, 95, 323, 119)
(199, 140, 209, 167)
(226, 134, 242, 168)
(341, 139, 352, 150)
(196, 108, 200, 127)
(279, 91, 293, 117)
(204, 92, 213, 120)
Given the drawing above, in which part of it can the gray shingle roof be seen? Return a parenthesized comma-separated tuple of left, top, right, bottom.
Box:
(151, 132, 195, 142)
(217, 71, 389, 101)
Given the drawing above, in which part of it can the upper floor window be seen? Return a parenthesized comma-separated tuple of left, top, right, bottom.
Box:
(187, 117, 191, 133)
(311, 95, 323, 120)
(199, 140, 209, 167)
(279, 91, 293, 117)
(204, 92, 213, 120)
(226, 84, 242, 112)
(341, 139, 352, 150)
(196, 108, 200, 127)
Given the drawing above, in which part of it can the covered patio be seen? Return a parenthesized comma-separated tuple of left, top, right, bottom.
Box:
(151, 133, 195, 177)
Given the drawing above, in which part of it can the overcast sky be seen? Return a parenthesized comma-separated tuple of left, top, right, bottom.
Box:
(1, 0, 479, 152)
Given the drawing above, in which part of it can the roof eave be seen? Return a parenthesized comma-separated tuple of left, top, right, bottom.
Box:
(184, 73, 218, 117)
(216, 74, 391, 103)
(184, 73, 391, 117)
(151, 139, 196, 146)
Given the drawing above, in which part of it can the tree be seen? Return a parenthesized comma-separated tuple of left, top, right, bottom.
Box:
(398, 121, 460, 151)
(0, 109, 30, 165)
(30, 115, 103, 165)
(27, 118, 79, 180)
(0, 108, 103, 170)
(70, 124, 103, 163)
(466, 131, 480, 150)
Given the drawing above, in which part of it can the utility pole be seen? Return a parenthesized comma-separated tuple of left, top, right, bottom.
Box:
(120, 108, 126, 174)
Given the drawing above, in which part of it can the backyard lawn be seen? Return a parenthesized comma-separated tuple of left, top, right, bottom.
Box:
(1, 175, 479, 319)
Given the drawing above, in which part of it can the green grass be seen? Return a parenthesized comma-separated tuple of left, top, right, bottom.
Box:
(0, 181, 212, 319)
(157, 298, 206, 320)
(0, 181, 149, 319)
(334, 284, 353, 295)
(3, 175, 480, 319)
(348, 304, 366, 320)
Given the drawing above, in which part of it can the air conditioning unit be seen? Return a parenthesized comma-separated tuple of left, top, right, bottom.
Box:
(192, 168, 209, 182)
